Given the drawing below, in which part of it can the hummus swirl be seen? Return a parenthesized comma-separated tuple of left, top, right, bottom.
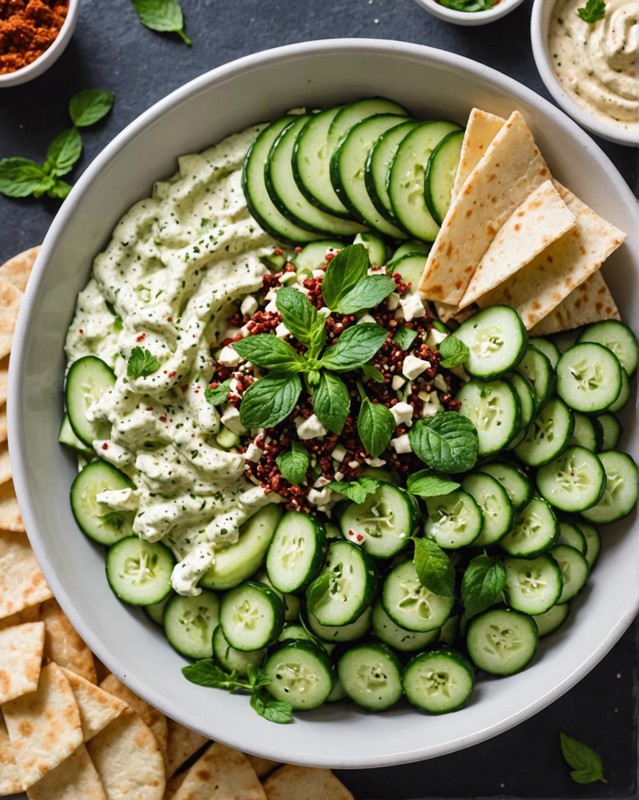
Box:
(548, 0, 639, 132)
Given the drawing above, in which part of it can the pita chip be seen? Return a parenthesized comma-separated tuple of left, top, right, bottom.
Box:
(245, 754, 281, 779)
(0, 605, 40, 634)
(0, 367, 7, 407)
(87, 707, 166, 800)
(165, 770, 186, 798)
(419, 110, 551, 306)
(263, 764, 354, 800)
(61, 668, 127, 742)
(0, 711, 21, 795)
(166, 718, 208, 778)
(0, 530, 52, 619)
(171, 742, 266, 800)
(0, 621, 45, 703)
(530, 270, 621, 336)
(0, 480, 24, 532)
(452, 108, 505, 196)
(0, 406, 6, 445)
(0, 246, 39, 293)
(27, 743, 107, 800)
(41, 598, 97, 684)
(2, 662, 83, 789)
(0, 276, 22, 361)
(0, 444, 11, 485)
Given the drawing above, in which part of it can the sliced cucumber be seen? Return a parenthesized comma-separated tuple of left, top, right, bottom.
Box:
(580, 450, 638, 524)
(163, 591, 220, 660)
(536, 446, 606, 513)
(556, 342, 622, 414)
(597, 413, 622, 451)
(144, 593, 171, 627)
(219, 580, 284, 651)
(106, 537, 175, 606)
(557, 520, 587, 554)
(371, 599, 439, 652)
(551, 544, 590, 603)
(424, 128, 464, 225)
(387, 252, 428, 293)
(513, 398, 575, 468)
(58, 413, 94, 457)
(454, 306, 528, 380)
(516, 346, 556, 412)
(365, 119, 419, 224)
(506, 371, 536, 435)
(503, 554, 563, 615)
(424, 489, 483, 549)
(499, 496, 558, 557)
(264, 640, 335, 710)
(456, 378, 521, 458)
(266, 510, 327, 593)
(577, 522, 602, 568)
(462, 471, 514, 546)
(212, 624, 265, 676)
(477, 461, 533, 512)
(65, 355, 115, 446)
(382, 559, 454, 633)
(353, 231, 390, 268)
(533, 602, 571, 638)
(292, 240, 344, 273)
(466, 607, 538, 676)
(528, 337, 560, 369)
(71, 460, 135, 545)
(569, 412, 603, 452)
(403, 649, 474, 713)
(608, 367, 631, 413)
(337, 643, 403, 711)
(577, 319, 638, 376)
(305, 606, 372, 644)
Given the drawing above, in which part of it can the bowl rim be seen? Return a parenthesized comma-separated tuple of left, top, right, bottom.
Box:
(0, 0, 80, 87)
(530, 0, 639, 147)
(413, 0, 527, 26)
(8, 37, 639, 768)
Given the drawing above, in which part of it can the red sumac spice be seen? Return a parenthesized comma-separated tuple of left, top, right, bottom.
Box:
(0, 0, 69, 75)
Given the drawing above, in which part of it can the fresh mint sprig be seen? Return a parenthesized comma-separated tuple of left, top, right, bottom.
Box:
(239, 373, 302, 429)
(406, 469, 460, 497)
(327, 476, 380, 504)
(127, 346, 160, 378)
(408, 412, 479, 473)
(276, 441, 310, 485)
(559, 732, 607, 784)
(438, 335, 469, 369)
(576, 0, 606, 23)
(131, 0, 191, 45)
(311, 371, 351, 434)
(204, 379, 233, 407)
(461, 554, 506, 618)
(357, 396, 395, 458)
(412, 536, 456, 597)
(321, 245, 396, 314)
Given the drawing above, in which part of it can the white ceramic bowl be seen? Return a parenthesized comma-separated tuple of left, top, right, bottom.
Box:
(0, 0, 80, 88)
(530, 0, 639, 146)
(8, 39, 639, 769)
(413, 0, 526, 26)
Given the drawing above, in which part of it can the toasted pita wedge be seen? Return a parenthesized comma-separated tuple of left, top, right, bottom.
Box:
(0, 711, 21, 795)
(171, 742, 265, 800)
(61, 668, 127, 742)
(0, 481, 24, 531)
(0, 406, 6, 445)
(0, 530, 52, 619)
(87, 708, 165, 800)
(41, 599, 97, 684)
(0, 444, 11, 485)
(476, 184, 626, 329)
(530, 270, 621, 336)
(2, 662, 83, 789)
(26, 743, 107, 800)
(451, 108, 505, 196)
(0, 276, 22, 361)
(0, 604, 40, 634)
(0, 368, 7, 407)
(166, 719, 208, 778)
(0, 246, 38, 293)
(165, 770, 187, 798)
(419, 111, 551, 306)
(263, 764, 354, 800)
(0, 621, 45, 703)
(246, 754, 281, 779)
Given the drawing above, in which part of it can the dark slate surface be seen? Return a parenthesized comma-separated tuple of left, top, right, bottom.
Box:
(0, 1, 637, 798)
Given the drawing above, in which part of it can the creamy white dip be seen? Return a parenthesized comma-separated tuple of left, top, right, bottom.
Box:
(66, 125, 282, 596)
(548, 0, 638, 133)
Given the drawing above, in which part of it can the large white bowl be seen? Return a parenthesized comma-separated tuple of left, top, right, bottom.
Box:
(8, 39, 639, 769)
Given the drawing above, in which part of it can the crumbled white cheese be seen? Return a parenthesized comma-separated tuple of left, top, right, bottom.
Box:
(217, 345, 241, 367)
(278, 271, 298, 284)
(390, 401, 414, 427)
(356, 313, 377, 325)
(391, 433, 412, 454)
(312, 269, 325, 278)
(313, 475, 331, 488)
(427, 328, 448, 348)
(334, 471, 345, 481)
(367, 266, 386, 275)
(402, 354, 431, 380)
(220, 405, 246, 434)
(364, 456, 387, 467)
(307, 487, 334, 507)
(296, 413, 327, 440)
(348, 460, 360, 469)
(275, 323, 290, 339)
(264, 298, 278, 313)
(399, 294, 426, 321)
(240, 295, 258, 317)
(433, 374, 449, 392)
(387, 292, 400, 310)
(318, 306, 331, 317)
(392, 374, 406, 391)
(331, 444, 347, 462)
(244, 443, 263, 462)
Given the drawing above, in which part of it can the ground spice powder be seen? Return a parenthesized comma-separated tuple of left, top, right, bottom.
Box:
(0, 0, 68, 75)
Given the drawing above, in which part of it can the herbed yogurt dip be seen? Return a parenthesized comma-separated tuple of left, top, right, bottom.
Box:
(548, 0, 639, 133)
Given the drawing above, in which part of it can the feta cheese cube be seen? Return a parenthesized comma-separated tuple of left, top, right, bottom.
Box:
(399, 293, 426, 321)
(356, 313, 377, 325)
(278, 271, 298, 284)
(391, 433, 412, 454)
(427, 328, 448, 348)
(240, 295, 258, 317)
(334, 471, 345, 482)
(402, 354, 431, 381)
(392, 374, 406, 391)
(217, 345, 241, 367)
(275, 323, 290, 339)
(318, 306, 331, 317)
(307, 487, 333, 507)
(296, 414, 327, 440)
(331, 444, 347, 462)
(220, 405, 246, 434)
(348, 460, 360, 469)
(433, 374, 449, 392)
(364, 456, 387, 467)
(244, 443, 263, 462)
(390, 401, 414, 427)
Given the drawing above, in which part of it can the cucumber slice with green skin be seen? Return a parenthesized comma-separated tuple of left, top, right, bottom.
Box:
(219, 580, 284, 652)
(454, 306, 528, 380)
(462, 472, 514, 546)
(576, 522, 602, 568)
(215, 427, 240, 450)
(403, 649, 474, 713)
(551, 544, 590, 603)
(71, 461, 135, 546)
(608, 367, 630, 413)
(516, 346, 556, 412)
(597, 413, 622, 451)
(424, 489, 483, 549)
(292, 240, 344, 273)
(106, 536, 175, 606)
(266, 510, 327, 593)
(338, 481, 417, 559)
(456, 378, 521, 458)
(242, 117, 324, 245)
(264, 640, 336, 710)
(388, 120, 462, 241)
(382, 559, 454, 633)
(353, 231, 390, 268)
(466, 607, 538, 676)
(506, 371, 536, 434)
(163, 591, 220, 660)
(390, 240, 432, 261)
(254, 571, 302, 622)
(576, 319, 638, 376)
(387, 253, 428, 293)
(580, 450, 639, 524)
(503, 554, 563, 615)
(569, 412, 603, 452)
(536, 445, 606, 513)
(556, 342, 622, 414)
(65, 355, 115, 446)
(499, 496, 558, 557)
(338, 643, 403, 711)
(58, 414, 93, 457)
(477, 461, 533, 512)
(212, 625, 265, 677)
(199, 504, 282, 591)
(557, 520, 587, 554)
(330, 113, 411, 238)
(371, 599, 439, 652)
(532, 601, 571, 638)
(266, 115, 364, 236)
(306, 540, 378, 627)
(305, 606, 372, 644)
(327, 97, 409, 153)
(365, 119, 419, 223)
(528, 337, 560, 369)
(144, 593, 172, 626)
(513, 397, 575, 468)
(424, 128, 464, 225)
(277, 622, 320, 646)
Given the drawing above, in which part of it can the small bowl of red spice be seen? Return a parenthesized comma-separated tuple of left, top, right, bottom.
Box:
(0, 0, 80, 87)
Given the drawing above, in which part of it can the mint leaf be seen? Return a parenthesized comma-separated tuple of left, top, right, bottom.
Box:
(559, 733, 607, 784)
(48, 179, 72, 199)
(312, 371, 350, 434)
(407, 469, 460, 497)
(327, 476, 380, 504)
(250, 689, 293, 724)
(461, 555, 506, 618)
(69, 89, 115, 127)
(393, 326, 418, 351)
(306, 570, 331, 607)
(246, 664, 271, 690)
(320, 323, 388, 371)
(275, 286, 325, 353)
(321, 244, 369, 310)
(276, 441, 309, 485)
(131, 0, 191, 44)
(438, 335, 469, 368)
(182, 660, 248, 691)
(232, 334, 307, 373)
(45, 128, 82, 177)
(204, 379, 232, 407)
(332, 275, 396, 315)
(358, 398, 395, 458)
(409, 413, 478, 473)
(439, 0, 494, 10)
(0, 158, 49, 198)
(361, 363, 384, 383)
(239, 373, 301, 428)
(413, 537, 455, 597)
(127, 346, 160, 378)
(576, 0, 606, 22)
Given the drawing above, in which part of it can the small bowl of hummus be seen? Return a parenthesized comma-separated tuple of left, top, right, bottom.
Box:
(531, 0, 639, 146)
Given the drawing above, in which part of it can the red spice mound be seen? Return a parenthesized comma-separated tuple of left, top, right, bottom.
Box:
(0, 0, 69, 75)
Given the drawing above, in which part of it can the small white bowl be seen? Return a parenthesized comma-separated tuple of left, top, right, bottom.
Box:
(531, 0, 639, 146)
(0, 0, 80, 88)
(413, 0, 526, 26)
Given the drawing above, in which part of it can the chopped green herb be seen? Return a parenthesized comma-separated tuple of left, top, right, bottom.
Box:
(576, 0, 606, 23)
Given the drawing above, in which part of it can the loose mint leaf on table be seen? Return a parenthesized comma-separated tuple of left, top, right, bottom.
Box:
(204, 379, 232, 407)
(131, 0, 192, 44)
(276, 441, 310, 485)
(559, 733, 607, 784)
(0, 158, 51, 198)
(576, 0, 606, 23)
(358, 398, 395, 458)
(276, 286, 325, 353)
(413, 536, 455, 597)
(461, 554, 506, 618)
(328, 476, 380, 504)
(438, 335, 470, 369)
(127, 346, 160, 378)
(233, 334, 307, 373)
(392, 326, 418, 351)
(69, 89, 116, 127)
(45, 128, 83, 177)
(320, 323, 388, 371)
(407, 469, 460, 498)
(322, 244, 395, 314)
(239, 373, 302, 428)
(312, 371, 350, 434)
(47, 179, 72, 199)
(409, 412, 478, 473)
